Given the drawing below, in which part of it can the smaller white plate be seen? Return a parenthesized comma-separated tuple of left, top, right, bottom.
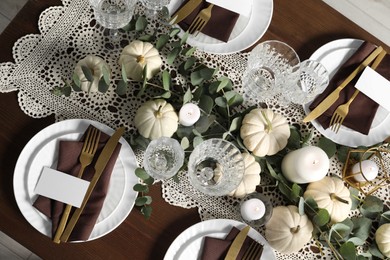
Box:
(13, 119, 139, 241)
(164, 219, 276, 260)
(304, 38, 390, 147)
(167, 0, 273, 54)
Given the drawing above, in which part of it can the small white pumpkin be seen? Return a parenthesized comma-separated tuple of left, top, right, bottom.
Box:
(375, 223, 390, 257)
(74, 55, 110, 92)
(265, 205, 313, 254)
(119, 40, 162, 81)
(134, 99, 178, 140)
(240, 108, 290, 157)
(304, 176, 352, 223)
(229, 153, 261, 198)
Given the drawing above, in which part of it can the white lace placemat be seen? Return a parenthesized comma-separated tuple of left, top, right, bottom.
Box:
(1, 0, 388, 259)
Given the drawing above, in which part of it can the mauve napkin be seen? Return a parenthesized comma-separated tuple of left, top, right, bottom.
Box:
(200, 227, 263, 260)
(33, 125, 121, 241)
(309, 41, 390, 135)
(175, 1, 239, 42)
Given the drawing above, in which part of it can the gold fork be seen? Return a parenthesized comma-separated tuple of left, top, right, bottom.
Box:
(188, 4, 214, 35)
(52, 127, 101, 243)
(329, 49, 387, 133)
(242, 240, 264, 260)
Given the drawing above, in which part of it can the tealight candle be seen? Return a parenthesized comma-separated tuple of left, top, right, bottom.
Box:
(179, 103, 201, 127)
(281, 146, 329, 184)
(240, 198, 266, 221)
(351, 160, 379, 182)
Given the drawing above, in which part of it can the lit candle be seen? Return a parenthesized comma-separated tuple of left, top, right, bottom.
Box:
(281, 146, 329, 184)
(351, 160, 379, 182)
(179, 103, 201, 127)
(240, 198, 266, 221)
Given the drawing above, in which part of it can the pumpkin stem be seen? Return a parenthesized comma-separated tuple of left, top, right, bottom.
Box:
(137, 55, 145, 64)
(291, 225, 301, 233)
(155, 105, 163, 118)
(261, 111, 272, 132)
(330, 193, 349, 204)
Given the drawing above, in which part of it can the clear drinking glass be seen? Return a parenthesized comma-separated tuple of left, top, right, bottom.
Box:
(89, 0, 137, 38)
(143, 137, 185, 180)
(140, 0, 171, 17)
(289, 59, 329, 105)
(242, 40, 301, 105)
(187, 139, 245, 196)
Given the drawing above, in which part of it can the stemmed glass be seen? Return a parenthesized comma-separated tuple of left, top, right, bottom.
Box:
(89, 0, 137, 41)
(140, 0, 171, 19)
(187, 139, 245, 196)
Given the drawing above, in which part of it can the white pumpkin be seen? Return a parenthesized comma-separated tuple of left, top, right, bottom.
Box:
(240, 108, 290, 157)
(134, 99, 178, 140)
(119, 40, 162, 81)
(304, 176, 352, 223)
(229, 153, 261, 198)
(265, 205, 313, 254)
(74, 55, 110, 92)
(375, 223, 390, 257)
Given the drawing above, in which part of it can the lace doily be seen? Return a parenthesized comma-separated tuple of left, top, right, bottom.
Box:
(1, 0, 388, 259)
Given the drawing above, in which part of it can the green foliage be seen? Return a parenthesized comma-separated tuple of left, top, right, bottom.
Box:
(133, 167, 154, 219)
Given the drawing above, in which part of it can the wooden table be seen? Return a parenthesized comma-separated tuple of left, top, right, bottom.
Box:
(0, 0, 388, 259)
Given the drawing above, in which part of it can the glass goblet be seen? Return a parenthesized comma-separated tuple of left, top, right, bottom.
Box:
(143, 137, 185, 181)
(140, 0, 171, 18)
(187, 139, 245, 196)
(89, 0, 137, 40)
(289, 59, 329, 105)
(242, 40, 300, 105)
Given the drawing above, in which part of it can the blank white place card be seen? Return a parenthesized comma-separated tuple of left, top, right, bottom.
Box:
(34, 167, 90, 208)
(355, 67, 390, 112)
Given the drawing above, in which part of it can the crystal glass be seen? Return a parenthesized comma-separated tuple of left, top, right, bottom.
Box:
(89, 0, 137, 39)
(242, 40, 300, 105)
(239, 192, 273, 227)
(143, 137, 185, 180)
(140, 0, 171, 17)
(289, 59, 329, 105)
(187, 139, 244, 196)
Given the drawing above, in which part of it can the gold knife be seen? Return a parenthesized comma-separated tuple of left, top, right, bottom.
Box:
(60, 126, 125, 242)
(303, 45, 383, 123)
(224, 225, 250, 260)
(169, 0, 203, 25)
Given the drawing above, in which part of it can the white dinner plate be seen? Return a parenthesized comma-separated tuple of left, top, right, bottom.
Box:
(304, 38, 390, 147)
(13, 119, 139, 241)
(167, 0, 273, 54)
(164, 219, 276, 259)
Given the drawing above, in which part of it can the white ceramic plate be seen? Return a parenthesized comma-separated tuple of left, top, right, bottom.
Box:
(167, 0, 273, 54)
(13, 119, 139, 241)
(164, 219, 276, 260)
(304, 38, 390, 147)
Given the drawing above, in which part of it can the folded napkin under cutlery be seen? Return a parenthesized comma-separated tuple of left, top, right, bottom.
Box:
(33, 125, 121, 241)
(200, 226, 263, 260)
(173, 0, 239, 42)
(309, 42, 390, 135)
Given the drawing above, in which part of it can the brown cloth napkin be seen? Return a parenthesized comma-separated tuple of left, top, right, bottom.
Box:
(309, 41, 390, 135)
(200, 227, 263, 260)
(175, 1, 239, 42)
(33, 125, 121, 241)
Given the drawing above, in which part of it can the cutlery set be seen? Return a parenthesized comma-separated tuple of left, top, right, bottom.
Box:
(52, 126, 124, 243)
(224, 226, 263, 260)
(304, 46, 387, 133)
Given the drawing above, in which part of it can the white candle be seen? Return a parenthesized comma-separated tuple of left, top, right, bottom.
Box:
(240, 198, 266, 221)
(351, 160, 379, 182)
(179, 103, 201, 126)
(281, 146, 329, 184)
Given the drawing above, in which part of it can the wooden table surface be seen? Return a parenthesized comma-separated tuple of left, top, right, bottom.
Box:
(0, 0, 388, 259)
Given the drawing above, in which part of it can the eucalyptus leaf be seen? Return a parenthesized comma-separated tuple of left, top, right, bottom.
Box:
(98, 77, 109, 93)
(225, 91, 243, 107)
(156, 34, 170, 50)
(183, 88, 192, 104)
(50, 87, 65, 96)
(135, 15, 148, 31)
(360, 195, 384, 219)
(229, 117, 241, 132)
(158, 91, 171, 99)
(291, 183, 303, 200)
(141, 205, 152, 219)
(116, 80, 128, 95)
(135, 168, 150, 180)
(298, 197, 305, 215)
(349, 187, 360, 210)
(102, 65, 110, 85)
(195, 115, 216, 134)
(217, 77, 232, 92)
(133, 183, 149, 192)
(121, 63, 128, 82)
(337, 145, 350, 164)
(176, 125, 194, 139)
(287, 126, 301, 149)
(339, 242, 357, 260)
(199, 67, 215, 80)
(162, 70, 171, 90)
(329, 221, 352, 241)
(318, 136, 337, 158)
(304, 196, 319, 216)
(193, 136, 204, 147)
(369, 241, 385, 258)
(301, 130, 313, 146)
(138, 34, 155, 42)
(184, 57, 196, 71)
(313, 208, 330, 227)
(215, 96, 227, 108)
(143, 177, 155, 185)
(81, 65, 94, 82)
(379, 210, 390, 225)
(181, 137, 190, 150)
(169, 27, 181, 37)
(182, 46, 196, 57)
(180, 31, 189, 44)
(190, 70, 203, 86)
(71, 81, 81, 92)
(198, 95, 214, 115)
(135, 197, 148, 206)
(167, 47, 181, 65)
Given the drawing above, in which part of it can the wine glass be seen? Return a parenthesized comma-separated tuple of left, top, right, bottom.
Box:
(187, 139, 245, 196)
(143, 137, 185, 181)
(140, 0, 171, 18)
(242, 40, 300, 105)
(89, 0, 137, 41)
